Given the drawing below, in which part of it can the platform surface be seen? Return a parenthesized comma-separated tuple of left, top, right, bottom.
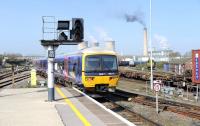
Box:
(55, 86, 131, 126)
(0, 87, 135, 126)
(0, 88, 63, 126)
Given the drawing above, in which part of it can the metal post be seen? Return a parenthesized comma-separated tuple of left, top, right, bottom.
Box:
(146, 81, 148, 94)
(156, 92, 159, 114)
(149, 0, 153, 90)
(48, 46, 54, 101)
(12, 65, 15, 88)
(197, 85, 199, 102)
(187, 85, 189, 100)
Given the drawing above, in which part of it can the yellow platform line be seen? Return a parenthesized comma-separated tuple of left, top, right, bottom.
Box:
(55, 86, 92, 126)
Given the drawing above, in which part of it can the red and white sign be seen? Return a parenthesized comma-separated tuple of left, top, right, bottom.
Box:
(153, 80, 161, 92)
(154, 84, 161, 92)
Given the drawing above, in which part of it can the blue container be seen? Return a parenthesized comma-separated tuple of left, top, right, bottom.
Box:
(163, 64, 170, 72)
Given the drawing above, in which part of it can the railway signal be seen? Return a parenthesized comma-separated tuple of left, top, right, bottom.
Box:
(57, 20, 70, 41)
(41, 16, 85, 102)
(70, 18, 84, 42)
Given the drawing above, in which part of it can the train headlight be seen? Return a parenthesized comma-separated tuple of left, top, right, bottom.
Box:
(109, 76, 118, 80)
(85, 77, 94, 81)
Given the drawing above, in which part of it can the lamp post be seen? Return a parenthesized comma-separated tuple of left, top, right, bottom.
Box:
(150, 0, 153, 90)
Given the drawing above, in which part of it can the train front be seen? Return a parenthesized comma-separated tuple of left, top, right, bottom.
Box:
(82, 53, 119, 92)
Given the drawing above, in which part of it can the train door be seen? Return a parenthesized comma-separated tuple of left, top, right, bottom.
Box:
(76, 56, 82, 84)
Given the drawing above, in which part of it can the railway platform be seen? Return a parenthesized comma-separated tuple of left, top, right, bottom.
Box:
(0, 86, 135, 126)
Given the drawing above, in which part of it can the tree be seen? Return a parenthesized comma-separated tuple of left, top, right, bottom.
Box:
(169, 51, 181, 58)
(183, 51, 192, 58)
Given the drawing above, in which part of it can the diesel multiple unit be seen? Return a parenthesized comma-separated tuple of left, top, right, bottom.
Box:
(34, 47, 119, 92)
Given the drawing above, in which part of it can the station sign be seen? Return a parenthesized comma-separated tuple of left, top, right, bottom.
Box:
(192, 50, 200, 84)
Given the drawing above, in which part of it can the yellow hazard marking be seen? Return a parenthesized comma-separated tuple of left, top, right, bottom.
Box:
(55, 86, 92, 126)
(31, 69, 37, 86)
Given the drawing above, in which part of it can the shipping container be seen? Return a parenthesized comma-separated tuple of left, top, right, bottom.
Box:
(163, 63, 170, 72)
(192, 50, 200, 84)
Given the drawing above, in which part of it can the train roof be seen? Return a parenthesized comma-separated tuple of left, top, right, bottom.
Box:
(34, 47, 117, 61)
(82, 47, 115, 53)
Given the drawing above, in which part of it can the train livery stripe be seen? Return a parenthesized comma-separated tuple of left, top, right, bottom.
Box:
(55, 86, 92, 126)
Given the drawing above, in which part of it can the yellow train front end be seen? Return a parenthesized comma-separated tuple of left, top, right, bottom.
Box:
(82, 52, 119, 92)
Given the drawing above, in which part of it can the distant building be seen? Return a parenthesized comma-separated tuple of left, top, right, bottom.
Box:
(163, 58, 191, 75)
(148, 49, 172, 62)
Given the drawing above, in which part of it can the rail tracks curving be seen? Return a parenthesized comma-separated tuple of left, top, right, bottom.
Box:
(95, 95, 162, 126)
(114, 89, 200, 120)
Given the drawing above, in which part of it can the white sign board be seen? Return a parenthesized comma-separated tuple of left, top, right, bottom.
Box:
(154, 83, 161, 92)
(153, 80, 161, 92)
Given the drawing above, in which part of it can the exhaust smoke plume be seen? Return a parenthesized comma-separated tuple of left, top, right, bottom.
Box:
(124, 10, 146, 27)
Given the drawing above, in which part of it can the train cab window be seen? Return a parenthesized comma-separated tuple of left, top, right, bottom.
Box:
(85, 56, 101, 71)
(102, 55, 117, 71)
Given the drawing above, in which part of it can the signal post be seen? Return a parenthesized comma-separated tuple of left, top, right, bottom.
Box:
(41, 17, 84, 101)
(47, 46, 56, 101)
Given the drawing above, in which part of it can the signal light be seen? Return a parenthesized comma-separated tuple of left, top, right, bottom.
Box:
(71, 18, 84, 42)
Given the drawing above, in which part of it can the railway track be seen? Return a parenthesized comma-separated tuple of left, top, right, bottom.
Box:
(0, 68, 29, 80)
(0, 69, 11, 74)
(119, 67, 190, 82)
(0, 73, 30, 88)
(95, 95, 161, 126)
(0, 72, 12, 80)
(114, 89, 200, 120)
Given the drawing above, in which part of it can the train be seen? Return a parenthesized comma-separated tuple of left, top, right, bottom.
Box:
(34, 46, 119, 92)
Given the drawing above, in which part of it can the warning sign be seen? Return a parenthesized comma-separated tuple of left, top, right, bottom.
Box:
(153, 80, 161, 92)
(154, 84, 161, 92)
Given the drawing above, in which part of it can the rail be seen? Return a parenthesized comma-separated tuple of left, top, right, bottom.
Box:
(115, 89, 200, 120)
(0, 73, 30, 88)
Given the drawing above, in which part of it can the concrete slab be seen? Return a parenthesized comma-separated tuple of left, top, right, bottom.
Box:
(55, 87, 132, 126)
(55, 87, 106, 126)
(0, 88, 63, 126)
(55, 104, 83, 126)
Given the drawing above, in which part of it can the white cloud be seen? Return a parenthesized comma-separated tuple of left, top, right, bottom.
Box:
(85, 31, 98, 43)
(153, 34, 170, 50)
(88, 35, 98, 42)
(94, 26, 113, 41)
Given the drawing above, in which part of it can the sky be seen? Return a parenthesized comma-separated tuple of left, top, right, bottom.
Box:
(0, 0, 199, 56)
